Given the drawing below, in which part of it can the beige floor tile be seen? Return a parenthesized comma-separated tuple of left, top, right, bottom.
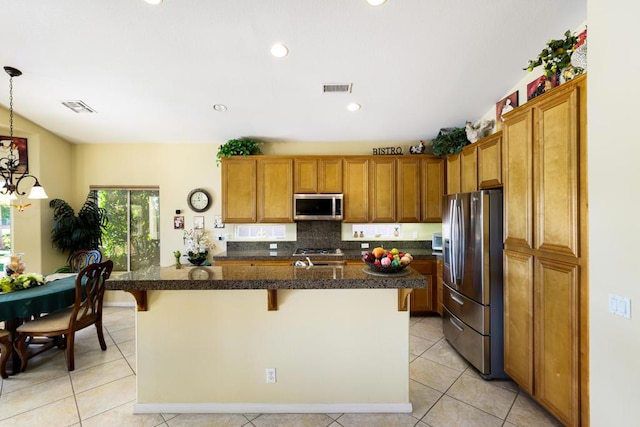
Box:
(410, 356, 462, 393)
(335, 413, 420, 427)
(251, 413, 334, 427)
(410, 334, 436, 357)
(242, 413, 260, 421)
(105, 316, 137, 333)
(505, 393, 563, 427)
(161, 414, 178, 421)
(421, 339, 468, 371)
(166, 413, 255, 426)
(0, 375, 73, 420)
(409, 322, 444, 342)
(75, 374, 136, 420)
(418, 316, 444, 330)
(116, 339, 136, 357)
(71, 345, 124, 373)
(125, 353, 137, 373)
(82, 399, 165, 427)
(462, 367, 519, 393)
(409, 379, 443, 419)
(0, 351, 68, 394)
(73, 332, 115, 355)
(0, 395, 79, 426)
(108, 326, 136, 344)
(423, 395, 503, 427)
(70, 357, 134, 394)
(447, 374, 517, 419)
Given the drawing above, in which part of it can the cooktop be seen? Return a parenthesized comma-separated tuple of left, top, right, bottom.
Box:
(293, 248, 343, 256)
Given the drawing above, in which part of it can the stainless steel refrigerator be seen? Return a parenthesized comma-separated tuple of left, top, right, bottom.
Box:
(442, 189, 507, 379)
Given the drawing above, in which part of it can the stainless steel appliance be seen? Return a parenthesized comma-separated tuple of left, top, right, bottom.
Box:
(442, 189, 507, 379)
(293, 194, 343, 221)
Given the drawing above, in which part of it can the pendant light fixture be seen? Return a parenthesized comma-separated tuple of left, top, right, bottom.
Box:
(1, 66, 47, 200)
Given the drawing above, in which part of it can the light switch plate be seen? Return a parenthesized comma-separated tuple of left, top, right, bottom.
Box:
(361, 243, 369, 249)
(609, 294, 632, 319)
(269, 243, 277, 249)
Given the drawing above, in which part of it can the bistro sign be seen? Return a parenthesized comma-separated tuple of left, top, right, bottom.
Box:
(372, 146, 403, 155)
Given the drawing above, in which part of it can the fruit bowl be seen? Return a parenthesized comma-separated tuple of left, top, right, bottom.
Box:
(362, 247, 413, 274)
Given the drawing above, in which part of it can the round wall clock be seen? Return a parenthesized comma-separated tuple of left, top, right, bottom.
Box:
(187, 188, 212, 212)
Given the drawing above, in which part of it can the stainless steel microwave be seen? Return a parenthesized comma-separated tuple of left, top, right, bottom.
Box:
(293, 194, 343, 221)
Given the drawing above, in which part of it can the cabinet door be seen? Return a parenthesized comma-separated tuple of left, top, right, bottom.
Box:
(534, 86, 580, 257)
(503, 108, 534, 250)
(460, 144, 478, 193)
(396, 158, 421, 223)
(421, 157, 444, 222)
(369, 158, 396, 223)
(478, 133, 503, 189)
(222, 158, 257, 223)
(258, 158, 293, 222)
(409, 259, 435, 313)
(318, 158, 343, 193)
(446, 154, 461, 195)
(534, 257, 580, 427)
(343, 158, 369, 222)
(294, 158, 318, 193)
(503, 249, 534, 394)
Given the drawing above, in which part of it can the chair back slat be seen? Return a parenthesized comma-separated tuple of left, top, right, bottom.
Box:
(71, 260, 113, 329)
(68, 250, 102, 273)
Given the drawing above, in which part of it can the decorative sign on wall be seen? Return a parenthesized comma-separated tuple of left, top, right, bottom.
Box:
(372, 146, 403, 155)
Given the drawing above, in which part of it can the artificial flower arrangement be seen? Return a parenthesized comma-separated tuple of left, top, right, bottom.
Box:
(524, 30, 584, 78)
(183, 229, 211, 265)
(0, 273, 45, 293)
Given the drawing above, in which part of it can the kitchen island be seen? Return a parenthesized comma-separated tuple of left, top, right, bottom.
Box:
(106, 264, 427, 414)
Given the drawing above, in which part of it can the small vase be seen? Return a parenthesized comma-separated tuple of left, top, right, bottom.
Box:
(175, 258, 182, 269)
(6, 253, 25, 276)
(394, 228, 399, 237)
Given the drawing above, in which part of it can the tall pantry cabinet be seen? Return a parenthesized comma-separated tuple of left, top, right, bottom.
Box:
(502, 75, 588, 427)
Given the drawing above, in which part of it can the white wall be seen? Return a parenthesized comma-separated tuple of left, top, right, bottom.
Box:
(587, 1, 640, 424)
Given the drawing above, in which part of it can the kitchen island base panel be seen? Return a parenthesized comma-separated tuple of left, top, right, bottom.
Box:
(135, 289, 411, 409)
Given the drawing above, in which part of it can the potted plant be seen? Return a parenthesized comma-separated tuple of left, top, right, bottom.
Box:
(524, 30, 584, 79)
(216, 138, 263, 166)
(49, 191, 108, 272)
(431, 127, 470, 156)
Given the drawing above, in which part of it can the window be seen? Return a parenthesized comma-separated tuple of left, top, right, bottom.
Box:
(94, 187, 160, 271)
(0, 201, 10, 272)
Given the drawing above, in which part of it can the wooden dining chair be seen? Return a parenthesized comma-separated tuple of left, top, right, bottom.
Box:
(15, 260, 114, 372)
(68, 249, 102, 273)
(0, 329, 11, 378)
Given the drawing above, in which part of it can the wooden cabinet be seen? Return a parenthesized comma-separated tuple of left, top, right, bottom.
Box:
(396, 157, 421, 223)
(222, 156, 293, 223)
(445, 153, 461, 195)
(369, 157, 396, 223)
(258, 158, 293, 222)
(502, 75, 587, 427)
(343, 158, 369, 222)
(421, 157, 444, 222)
(294, 157, 342, 193)
(222, 158, 257, 223)
(447, 132, 503, 195)
(409, 259, 436, 314)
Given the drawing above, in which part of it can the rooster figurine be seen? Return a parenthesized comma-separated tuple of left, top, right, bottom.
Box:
(409, 140, 426, 154)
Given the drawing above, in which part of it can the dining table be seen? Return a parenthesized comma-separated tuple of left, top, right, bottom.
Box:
(0, 273, 77, 375)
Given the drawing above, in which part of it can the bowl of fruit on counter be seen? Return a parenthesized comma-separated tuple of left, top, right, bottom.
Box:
(362, 246, 413, 274)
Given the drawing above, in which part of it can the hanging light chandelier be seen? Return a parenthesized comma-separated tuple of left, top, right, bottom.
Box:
(1, 66, 47, 200)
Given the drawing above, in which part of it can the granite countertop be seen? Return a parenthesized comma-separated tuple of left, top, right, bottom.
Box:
(106, 264, 428, 291)
(212, 248, 439, 262)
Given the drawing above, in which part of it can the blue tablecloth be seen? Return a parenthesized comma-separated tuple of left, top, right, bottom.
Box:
(0, 275, 77, 321)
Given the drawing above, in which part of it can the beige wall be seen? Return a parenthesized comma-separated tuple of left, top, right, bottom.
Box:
(0, 106, 74, 274)
(588, 1, 639, 424)
(135, 288, 410, 410)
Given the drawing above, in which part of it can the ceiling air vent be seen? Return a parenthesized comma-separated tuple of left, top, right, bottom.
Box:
(323, 83, 352, 93)
(61, 100, 96, 113)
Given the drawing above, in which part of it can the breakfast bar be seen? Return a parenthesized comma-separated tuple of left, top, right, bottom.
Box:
(106, 264, 427, 414)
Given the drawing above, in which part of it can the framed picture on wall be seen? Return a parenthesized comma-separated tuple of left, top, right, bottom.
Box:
(0, 136, 28, 173)
(173, 215, 184, 229)
(496, 91, 519, 125)
(194, 216, 204, 230)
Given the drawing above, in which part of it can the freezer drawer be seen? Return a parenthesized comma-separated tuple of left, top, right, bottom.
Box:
(443, 283, 490, 335)
(443, 306, 490, 375)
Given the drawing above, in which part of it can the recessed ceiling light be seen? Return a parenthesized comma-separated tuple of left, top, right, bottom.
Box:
(347, 103, 361, 112)
(143, 0, 163, 5)
(367, 0, 387, 5)
(270, 43, 289, 58)
(213, 104, 228, 112)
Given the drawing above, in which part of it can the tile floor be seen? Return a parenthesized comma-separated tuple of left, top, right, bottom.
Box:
(0, 307, 563, 427)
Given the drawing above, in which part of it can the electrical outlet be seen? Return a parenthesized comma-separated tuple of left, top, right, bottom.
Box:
(266, 368, 276, 383)
(269, 243, 277, 249)
(609, 294, 632, 319)
(360, 243, 369, 249)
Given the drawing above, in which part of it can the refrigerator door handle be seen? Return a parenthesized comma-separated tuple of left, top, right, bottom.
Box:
(448, 198, 457, 284)
(448, 316, 464, 332)
(450, 292, 465, 306)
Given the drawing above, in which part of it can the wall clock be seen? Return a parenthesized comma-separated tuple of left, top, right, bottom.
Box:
(187, 188, 211, 212)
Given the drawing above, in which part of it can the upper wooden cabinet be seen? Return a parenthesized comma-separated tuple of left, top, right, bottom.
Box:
(421, 157, 444, 222)
(369, 157, 396, 223)
(447, 132, 503, 195)
(343, 158, 369, 222)
(294, 157, 342, 193)
(397, 157, 421, 223)
(222, 158, 257, 223)
(258, 158, 293, 222)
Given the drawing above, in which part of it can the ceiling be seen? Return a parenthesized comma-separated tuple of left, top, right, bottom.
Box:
(0, 0, 586, 145)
